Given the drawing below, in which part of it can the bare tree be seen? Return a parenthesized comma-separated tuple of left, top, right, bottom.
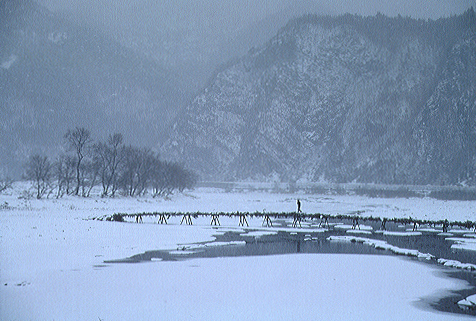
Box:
(118, 146, 155, 196)
(168, 162, 197, 193)
(151, 160, 175, 197)
(80, 158, 101, 197)
(0, 177, 13, 193)
(106, 133, 124, 196)
(176, 165, 198, 192)
(135, 149, 155, 196)
(150, 157, 167, 197)
(94, 133, 124, 197)
(54, 155, 76, 197)
(25, 155, 52, 199)
(119, 146, 139, 196)
(64, 127, 92, 196)
(150, 160, 197, 197)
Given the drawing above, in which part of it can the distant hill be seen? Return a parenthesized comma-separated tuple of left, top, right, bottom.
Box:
(0, 0, 187, 177)
(162, 9, 476, 185)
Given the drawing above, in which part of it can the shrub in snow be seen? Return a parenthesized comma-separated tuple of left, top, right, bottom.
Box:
(0, 177, 13, 193)
(109, 214, 124, 222)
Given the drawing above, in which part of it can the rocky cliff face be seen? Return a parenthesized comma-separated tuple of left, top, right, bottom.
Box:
(162, 10, 476, 184)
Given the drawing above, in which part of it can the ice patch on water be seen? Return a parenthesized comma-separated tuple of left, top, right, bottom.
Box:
(187, 241, 246, 250)
(448, 229, 471, 234)
(169, 250, 196, 255)
(437, 258, 476, 271)
(334, 224, 373, 231)
(268, 227, 327, 233)
(446, 237, 476, 252)
(241, 230, 278, 238)
(445, 237, 476, 243)
(346, 229, 372, 235)
(383, 231, 422, 236)
(438, 232, 454, 236)
(175, 240, 247, 252)
(415, 228, 440, 233)
(458, 294, 476, 309)
(211, 228, 246, 235)
(327, 236, 434, 260)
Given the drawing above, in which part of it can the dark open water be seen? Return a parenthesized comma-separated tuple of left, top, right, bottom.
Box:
(105, 218, 476, 317)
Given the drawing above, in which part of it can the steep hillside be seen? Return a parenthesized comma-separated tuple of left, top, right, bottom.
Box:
(162, 10, 476, 184)
(0, 0, 186, 176)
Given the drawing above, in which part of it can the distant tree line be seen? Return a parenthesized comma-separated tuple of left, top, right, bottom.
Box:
(288, 8, 475, 52)
(24, 127, 197, 199)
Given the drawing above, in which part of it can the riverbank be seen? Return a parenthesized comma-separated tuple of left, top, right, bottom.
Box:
(1, 186, 475, 320)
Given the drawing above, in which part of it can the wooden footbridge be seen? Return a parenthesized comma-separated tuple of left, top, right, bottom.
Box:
(101, 211, 476, 232)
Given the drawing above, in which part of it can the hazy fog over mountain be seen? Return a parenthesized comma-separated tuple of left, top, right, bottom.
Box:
(35, 0, 476, 91)
(1, 1, 188, 177)
(162, 10, 476, 184)
(1, 0, 475, 183)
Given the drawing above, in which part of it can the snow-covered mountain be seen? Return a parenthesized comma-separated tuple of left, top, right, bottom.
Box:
(0, 0, 186, 176)
(162, 9, 476, 185)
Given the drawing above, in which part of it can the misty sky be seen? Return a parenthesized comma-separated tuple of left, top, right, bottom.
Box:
(33, 0, 476, 90)
(36, 0, 476, 22)
(33, 0, 476, 56)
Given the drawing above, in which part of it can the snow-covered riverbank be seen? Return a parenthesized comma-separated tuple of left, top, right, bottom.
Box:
(1, 186, 475, 320)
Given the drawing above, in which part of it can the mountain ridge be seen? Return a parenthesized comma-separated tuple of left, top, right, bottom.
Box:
(162, 9, 476, 185)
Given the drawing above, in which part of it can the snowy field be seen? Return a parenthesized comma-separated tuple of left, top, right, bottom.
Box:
(1, 184, 476, 320)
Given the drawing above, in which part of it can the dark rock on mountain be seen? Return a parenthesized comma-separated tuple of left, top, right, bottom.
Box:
(162, 9, 476, 185)
(0, 0, 186, 176)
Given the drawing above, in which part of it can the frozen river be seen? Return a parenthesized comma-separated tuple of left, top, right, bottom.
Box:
(1, 185, 476, 320)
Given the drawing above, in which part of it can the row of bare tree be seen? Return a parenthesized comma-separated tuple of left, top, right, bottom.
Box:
(24, 128, 197, 199)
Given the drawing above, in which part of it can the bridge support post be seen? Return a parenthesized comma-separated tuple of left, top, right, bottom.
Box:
(210, 214, 220, 226)
(292, 213, 302, 228)
(239, 214, 249, 227)
(181, 214, 193, 225)
(319, 215, 329, 228)
(158, 214, 168, 224)
(412, 221, 418, 231)
(442, 219, 449, 233)
(262, 214, 272, 227)
(352, 217, 360, 230)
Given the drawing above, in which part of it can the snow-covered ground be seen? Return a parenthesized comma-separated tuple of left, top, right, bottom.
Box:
(1, 184, 476, 320)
